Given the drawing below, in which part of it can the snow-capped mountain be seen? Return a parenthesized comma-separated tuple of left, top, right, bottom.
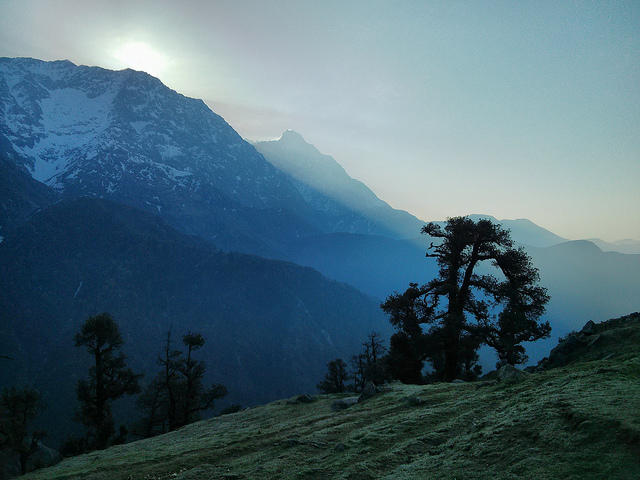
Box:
(0, 57, 319, 255)
(254, 130, 424, 239)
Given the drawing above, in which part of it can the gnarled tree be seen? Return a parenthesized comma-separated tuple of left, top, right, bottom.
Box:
(0, 386, 46, 475)
(383, 216, 550, 382)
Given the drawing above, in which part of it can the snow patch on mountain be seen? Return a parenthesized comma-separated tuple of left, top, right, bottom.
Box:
(20, 87, 115, 184)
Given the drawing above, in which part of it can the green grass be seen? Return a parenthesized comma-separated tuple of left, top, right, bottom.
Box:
(24, 313, 640, 480)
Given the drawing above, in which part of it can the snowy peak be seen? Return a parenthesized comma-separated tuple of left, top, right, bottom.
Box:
(0, 57, 302, 208)
(0, 57, 320, 254)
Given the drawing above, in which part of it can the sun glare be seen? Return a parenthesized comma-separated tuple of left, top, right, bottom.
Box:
(113, 42, 167, 78)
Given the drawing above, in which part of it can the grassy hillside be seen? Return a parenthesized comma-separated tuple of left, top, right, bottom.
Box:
(24, 313, 640, 480)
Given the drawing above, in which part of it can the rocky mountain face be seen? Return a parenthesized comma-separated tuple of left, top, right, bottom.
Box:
(0, 58, 578, 253)
(0, 151, 58, 237)
(0, 57, 322, 256)
(254, 130, 424, 239)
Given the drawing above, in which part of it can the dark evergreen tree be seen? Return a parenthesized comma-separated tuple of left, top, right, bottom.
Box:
(382, 284, 428, 383)
(317, 359, 349, 394)
(482, 247, 552, 367)
(382, 217, 550, 382)
(178, 332, 227, 427)
(136, 329, 227, 437)
(349, 352, 367, 393)
(74, 313, 142, 450)
(0, 386, 46, 475)
(350, 332, 387, 391)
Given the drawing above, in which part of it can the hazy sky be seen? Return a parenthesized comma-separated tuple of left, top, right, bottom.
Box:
(1, 1, 639, 241)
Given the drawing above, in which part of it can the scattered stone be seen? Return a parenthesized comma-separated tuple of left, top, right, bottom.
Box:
(580, 320, 596, 335)
(334, 443, 346, 452)
(286, 394, 315, 405)
(498, 364, 529, 384)
(357, 381, 379, 403)
(331, 397, 359, 412)
(403, 395, 423, 406)
(475, 380, 498, 390)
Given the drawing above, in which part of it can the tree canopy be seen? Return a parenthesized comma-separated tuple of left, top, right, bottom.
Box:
(74, 313, 142, 450)
(0, 386, 46, 475)
(382, 216, 551, 382)
(317, 359, 349, 394)
(136, 328, 227, 437)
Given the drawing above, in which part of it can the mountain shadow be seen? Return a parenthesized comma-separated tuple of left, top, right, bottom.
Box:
(0, 197, 388, 445)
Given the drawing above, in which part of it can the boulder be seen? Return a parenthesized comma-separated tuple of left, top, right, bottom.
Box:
(498, 364, 529, 384)
(549, 333, 587, 360)
(402, 395, 423, 406)
(587, 333, 602, 347)
(331, 397, 359, 412)
(286, 394, 315, 405)
(580, 320, 596, 335)
(357, 382, 379, 403)
(334, 443, 347, 452)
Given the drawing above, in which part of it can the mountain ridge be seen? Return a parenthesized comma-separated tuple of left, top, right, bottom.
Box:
(254, 130, 425, 239)
(0, 57, 320, 256)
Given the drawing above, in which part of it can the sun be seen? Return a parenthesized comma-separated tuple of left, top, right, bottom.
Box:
(113, 42, 167, 78)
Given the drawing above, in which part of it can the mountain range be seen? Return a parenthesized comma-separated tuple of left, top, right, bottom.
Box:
(0, 57, 638, 445)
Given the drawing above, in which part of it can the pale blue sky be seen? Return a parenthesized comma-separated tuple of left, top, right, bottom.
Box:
(1, 0, 638, 241)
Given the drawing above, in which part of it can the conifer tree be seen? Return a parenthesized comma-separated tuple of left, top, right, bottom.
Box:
(0, 386, 46, 474)
(74, 313, 142, 450)
(350, 332, 387, 391)
(317, 359, 349, 394)
(136, 329, 227, 437)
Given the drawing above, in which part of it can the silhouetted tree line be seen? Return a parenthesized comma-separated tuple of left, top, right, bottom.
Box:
(317, 332, 387, 394)
(134, 327, 227, 438)
(319, 217, 551, 391)
(1, 313, 227, 475)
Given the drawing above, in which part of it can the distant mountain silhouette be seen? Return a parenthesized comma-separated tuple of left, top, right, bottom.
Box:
(467, 215, 567, 248)
(254, 130, 424, 239)
(585, 238, 640, 255)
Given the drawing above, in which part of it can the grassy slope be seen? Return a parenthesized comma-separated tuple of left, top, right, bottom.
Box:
(25, 314, 640, 480)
